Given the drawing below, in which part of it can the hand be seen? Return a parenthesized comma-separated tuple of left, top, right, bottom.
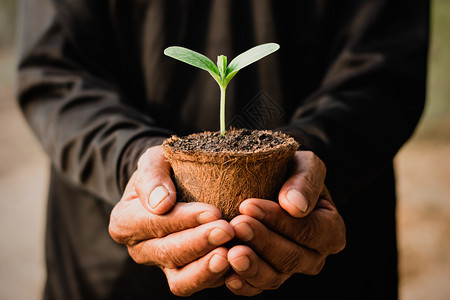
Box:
(109, 146, 235, 296)
(224, 151, 346, 296)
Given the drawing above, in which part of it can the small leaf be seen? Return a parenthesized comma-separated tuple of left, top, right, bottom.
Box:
(217, 55, 227, 81)
(225, 43, 280, 85)
(164, 46, 220, 77)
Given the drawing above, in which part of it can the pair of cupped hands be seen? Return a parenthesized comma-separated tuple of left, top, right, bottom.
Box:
(109, 146, 346, 297)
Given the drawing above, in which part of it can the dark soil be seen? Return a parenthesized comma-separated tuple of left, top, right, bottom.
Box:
(169, 129, 292, 153)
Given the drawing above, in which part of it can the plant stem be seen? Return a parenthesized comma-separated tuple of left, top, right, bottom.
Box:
(220, 85, 226, 136)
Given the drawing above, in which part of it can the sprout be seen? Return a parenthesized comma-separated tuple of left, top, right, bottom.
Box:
(164, 43, 280, 136)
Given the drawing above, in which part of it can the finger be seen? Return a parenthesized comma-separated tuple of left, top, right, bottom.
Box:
(134, 146, 177, 214)
(109, 199, 222, 246)
(227, 245, 290, 293)
(240, 197, 346, 254)
(128, 219, 234, 268)
(230, 215, 325, 275)
(164, 247, 230, 297)
(225, 272, 262, 296)
(278, 151, 326, 217)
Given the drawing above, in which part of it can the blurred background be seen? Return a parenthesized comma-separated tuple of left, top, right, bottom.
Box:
(0, 0, 449, 299)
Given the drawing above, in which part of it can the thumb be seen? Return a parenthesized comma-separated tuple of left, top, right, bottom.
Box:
(278, 151, 326, 218)
(134, 146, 177, 214)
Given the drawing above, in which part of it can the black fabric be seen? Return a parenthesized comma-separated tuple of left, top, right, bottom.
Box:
(17, 0, 429, 299)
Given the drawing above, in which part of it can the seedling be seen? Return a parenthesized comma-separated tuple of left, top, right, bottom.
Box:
(164, 43, 280, 136)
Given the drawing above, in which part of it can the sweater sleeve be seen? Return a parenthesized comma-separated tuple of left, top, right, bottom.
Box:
(279, 0, 429, 207)
(17, 0, 172, 205)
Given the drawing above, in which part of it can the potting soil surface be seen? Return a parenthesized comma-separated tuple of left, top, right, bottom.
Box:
(169, 129, 293, 153)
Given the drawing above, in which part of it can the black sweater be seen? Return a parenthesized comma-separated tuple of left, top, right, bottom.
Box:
(17, 0, 429, 299)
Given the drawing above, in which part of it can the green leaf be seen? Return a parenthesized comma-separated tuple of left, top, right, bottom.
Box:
(217, 55, 227, 81)
(164, 46, 220, 78)
(225, 43, 280, 86)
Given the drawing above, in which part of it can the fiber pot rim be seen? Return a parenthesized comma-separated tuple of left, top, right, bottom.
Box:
(162, 131, 299, 163)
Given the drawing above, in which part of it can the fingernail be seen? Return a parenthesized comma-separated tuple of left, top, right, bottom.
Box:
(286, 189, 308, 213)
(149, 186, 169, 209)
(209, 254, 229, 273)
(208, 228, 233, 246)
(234, 222, 254, 242)
(198, 211, 219, 224)
(227, 279, 243, 290)
(230, 255, 250, 272)
(240, 203, 265, 221)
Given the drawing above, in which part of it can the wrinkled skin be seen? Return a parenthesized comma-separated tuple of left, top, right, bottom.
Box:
(109, 146, 346, 296)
